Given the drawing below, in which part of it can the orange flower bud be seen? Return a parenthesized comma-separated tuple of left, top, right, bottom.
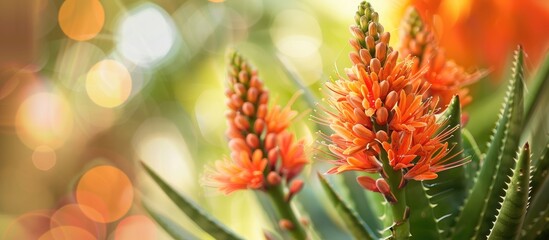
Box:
(234, 114, 249, 131)
(350, 52, 362, 65)
(359, 49, 372, 64)
(247, 87, 258, 103)
(254, 119, 265, 133)
(279, 219, 294, 230)
(238, 70, 249, 84)
(234, 83, 246, 96)
(257, 104, 267, 119)
(259, 91, 269, 104)
(376, 107, 388, 125)
(267, 171, 281, 186)
(246, 133, 259, 149)
(385, 91, 398, 109)
(242, 102, 255, 116)
(370, 58, 381, 73)
(265, 133, 277, 150)
(289, 180, 304, 194)
(375, 42, 387, 62)
(376, 178, 397, 204)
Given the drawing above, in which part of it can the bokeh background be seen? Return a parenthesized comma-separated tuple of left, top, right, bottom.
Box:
(0, 0, 548, 239)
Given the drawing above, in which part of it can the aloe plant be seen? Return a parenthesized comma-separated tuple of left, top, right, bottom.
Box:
(141, 1, 549, 239)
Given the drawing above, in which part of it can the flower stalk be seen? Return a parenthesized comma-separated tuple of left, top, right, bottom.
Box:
(267, 183, 307, 240)
(380, 151, 410, 239)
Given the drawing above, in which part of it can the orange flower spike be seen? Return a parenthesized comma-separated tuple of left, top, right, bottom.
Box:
(206, 52, 308, 198)
(399, 7, 482, 109)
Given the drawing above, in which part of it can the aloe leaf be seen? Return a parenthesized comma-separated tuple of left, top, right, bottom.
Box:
(487, 143, 531, 240)
(317, 173, 376, 240)
(462, 128, 482, 189)
(141, 162, 243, 240)
(531, 142, 549, 197)
(406, 181, 441, 239)
(523, 166, 549, 231)
(341, 173, 382, 236)
(142, 202, 200, 240)
(452, 47, 525, 240)
(424, 95, 467, 235)
(521, 205, 549, 240)
(524, 50, 549, 122)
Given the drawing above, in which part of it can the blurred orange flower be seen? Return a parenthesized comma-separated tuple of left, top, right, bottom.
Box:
(408, 0, 549, 78)
(205, 53, 307, 194)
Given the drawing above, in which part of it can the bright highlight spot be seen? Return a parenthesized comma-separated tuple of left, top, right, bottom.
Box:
(86, 60, 132, 108)
(117, 4, 177, 67)
(271, 9, 322, 58)
(58, 0, 105, 41)
(39, 226, 96, 240)
(115, 215, 157, 240)
(50, 204, 106, 239)
(16, 92, 73, 149)
(76, 165, 134, 223)
(32, 146, 56, 171)
(134, 118, 195, 191)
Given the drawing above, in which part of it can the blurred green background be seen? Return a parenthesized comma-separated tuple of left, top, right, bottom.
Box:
(0, 0, 548, 239)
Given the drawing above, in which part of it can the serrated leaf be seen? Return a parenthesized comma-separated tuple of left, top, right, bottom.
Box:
(406, 181, 441, 240)
(521, 205, 549, 240)
(341, 173, 382, 237)
(531, 142, 549, 198)
(523, 166, 549, 232)
(143, 202, 201, 240)
(488, 143, 531, 240)
(141, 162, 243, 240)
(462, 128, 482, 190)
(452, 47, 525, 240)
(317, 173, 376, 240)
(424, 95, 467, 235)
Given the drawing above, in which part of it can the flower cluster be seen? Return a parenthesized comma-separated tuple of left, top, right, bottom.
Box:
(205, 53, 308, 196)
(399, 7, 482, 110)
(321, 2, 469, 194)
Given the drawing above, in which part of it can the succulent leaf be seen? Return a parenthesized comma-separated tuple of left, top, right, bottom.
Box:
(406, 180, 441, 239)
(452, 46, 525, 240)
(487, 143, 531, 240)
(317, 173, 376, 240)
(524, 51, 549, 122)
(462, 128, 482, 190)
(424, 95, 467, 235)
(531, 142, 549, 197)
(521, 205, 549, 240)
(342, 173, 383, 237)
(141, 162, 243, 240)
(143, 202, 201, 240)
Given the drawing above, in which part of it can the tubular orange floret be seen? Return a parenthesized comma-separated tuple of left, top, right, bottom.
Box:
(320, 1, 469, 194)
(399, 7, 483, 110)
(204, 52, 308, 196)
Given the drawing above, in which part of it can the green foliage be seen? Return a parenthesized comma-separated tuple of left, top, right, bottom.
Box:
(488, 143, 531, 240)
(317, 173, 376, 240)
(406, 180, 441, 239)
(141, 162, 243, 240)
(452, 47, 525, 240)
(462, 129, 482, 190)
(143, 202, 200, 240)
(425, 95, 467, 236)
